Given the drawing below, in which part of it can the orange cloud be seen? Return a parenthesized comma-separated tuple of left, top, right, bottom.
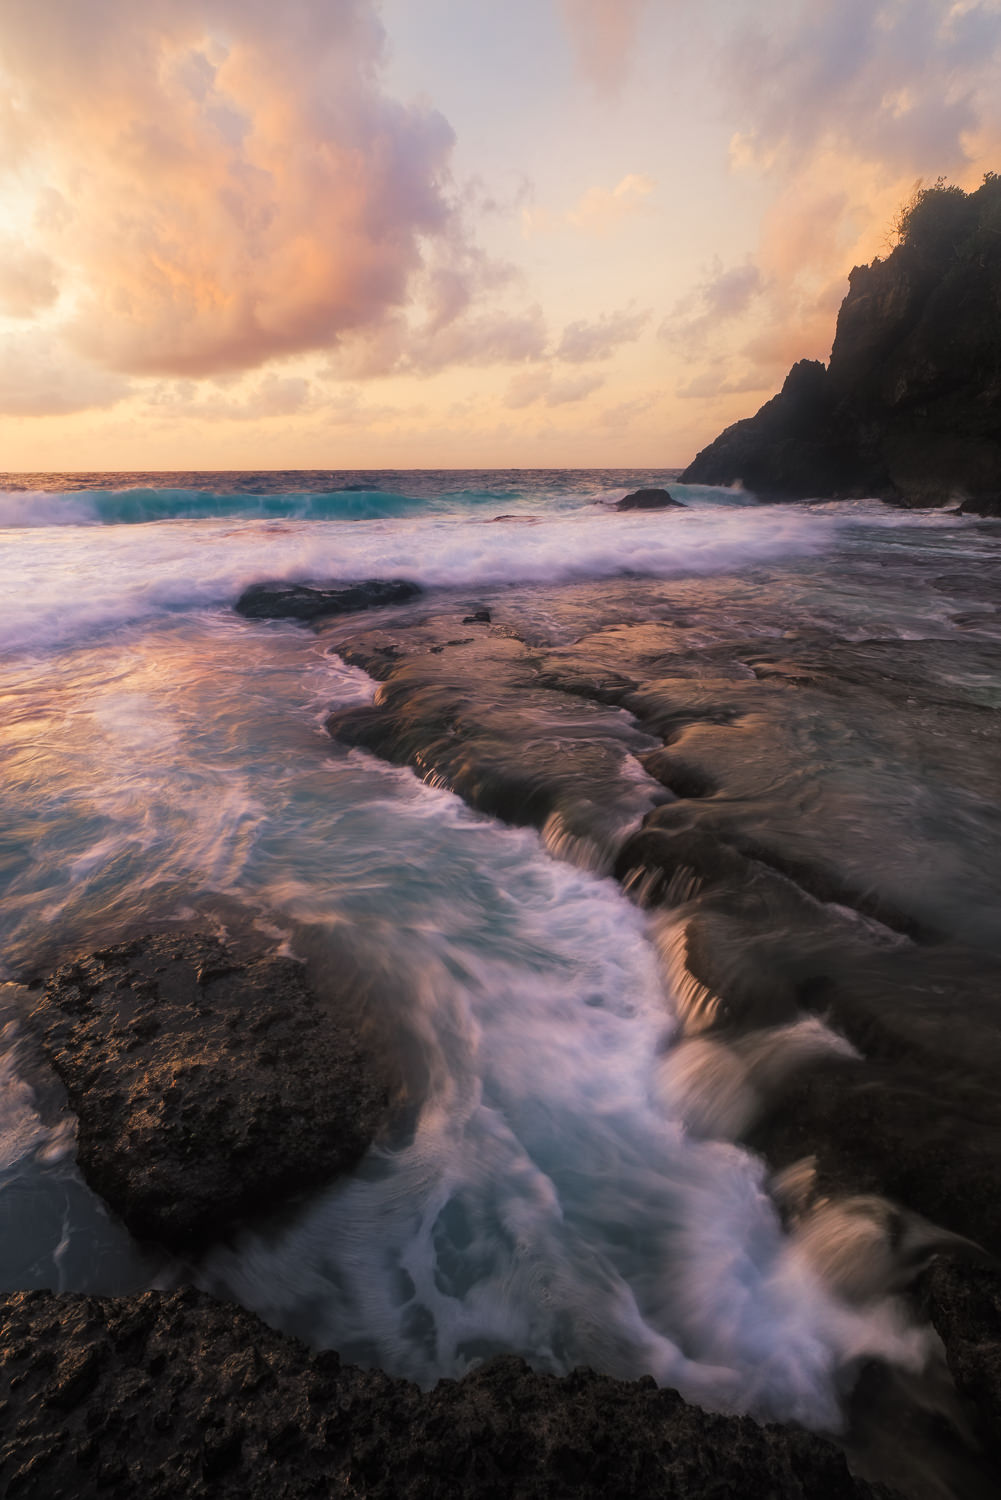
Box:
(0, 239, 59, 317)
(566, 174, 655, 234)
(0, 330, 129, 416)
(556, 305, 650, 362)
(0, 0, 470, 377)
(557, 0, 651, 92)
(503, 367, 605, 409)
(669, 0, 1001, 407)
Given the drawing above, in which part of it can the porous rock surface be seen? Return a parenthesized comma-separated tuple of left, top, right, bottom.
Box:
(0, 1288, 885, 1500)
(30, 933, 388, 1250)
(919, 1260, 1001, 1460)
(236, 579, 421, 621)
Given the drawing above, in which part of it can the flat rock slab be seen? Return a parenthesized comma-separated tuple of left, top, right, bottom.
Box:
(0, 1288, 885, 1500)
(236, 579, 421, 621)
(30, 934, 388, 1251)
(613, 487, 685, 511)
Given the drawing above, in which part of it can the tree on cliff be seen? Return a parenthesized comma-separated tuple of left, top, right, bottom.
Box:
(894, 174, 1001, 268)
(682, 174, 1001, 511)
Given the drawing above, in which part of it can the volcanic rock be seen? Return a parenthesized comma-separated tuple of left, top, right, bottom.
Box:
(30, 933, 388, 1251)
(0, 1288, 885, 1500)
(614, 487, 685, 511)
(235, 579, 421, 621)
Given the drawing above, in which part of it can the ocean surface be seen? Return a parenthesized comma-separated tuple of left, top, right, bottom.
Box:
(1, 469, 998, 1462)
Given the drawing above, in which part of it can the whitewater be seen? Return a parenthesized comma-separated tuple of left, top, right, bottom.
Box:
(1, 469, 995, 1459)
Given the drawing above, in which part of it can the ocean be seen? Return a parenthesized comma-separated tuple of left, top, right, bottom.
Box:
(1, 469, 999, 1483)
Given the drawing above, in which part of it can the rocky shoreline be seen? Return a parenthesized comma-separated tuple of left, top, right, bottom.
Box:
(315, 569, 1001, 1490)
(1, 1288, 884, 1499)
(4, 546, 1001, 1498)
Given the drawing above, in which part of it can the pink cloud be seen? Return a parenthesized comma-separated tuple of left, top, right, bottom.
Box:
(557, 0, 651, 92)
(556, 305, 650, 362)
(0, 0, 472, 377)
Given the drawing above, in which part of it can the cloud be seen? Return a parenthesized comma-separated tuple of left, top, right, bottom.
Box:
(547, 371, 606, 405)
(724, 0, 1001, 177)
(660, 259, 764, 350)
(595, 393, 659, 429)
(557, 0, 651, 92)
(520, 173, 655, 238)
(504, 367, 605, 409)
(703, 0, 1001, 407)
(566, 173, 655, 234)
(676, 367, 772, 400)
(406, 306, 548, 373)
(0, 330, 130, 416)
(145, 371, 314, 420)
(504, 369, 553, 409)
(0, 240, 60, 317)
(0, 0, 473, 377)
(332, 301, 548, 379)
(556, 305, 650, 362)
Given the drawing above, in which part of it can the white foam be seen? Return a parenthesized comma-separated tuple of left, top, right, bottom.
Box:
(0, 1020, 74, 1174)
(0, 506, 835, 654)
(0, 491, 99, 527)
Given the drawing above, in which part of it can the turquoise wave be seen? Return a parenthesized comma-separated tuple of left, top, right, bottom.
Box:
(88, 488, 428, 523)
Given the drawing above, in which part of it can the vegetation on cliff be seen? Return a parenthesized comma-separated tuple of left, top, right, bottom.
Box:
(682, 175, 1001, 512)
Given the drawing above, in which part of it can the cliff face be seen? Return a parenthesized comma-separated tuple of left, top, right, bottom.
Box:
(682, 176, 1001, 512)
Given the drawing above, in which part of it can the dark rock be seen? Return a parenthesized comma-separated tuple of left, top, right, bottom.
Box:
(462, 607, 492, 624)
(918, 1261, 1001, 1459)
(0, 1288, 885, 1500)
(959, 494, 1001, 518)
(321, 618, 661, 852)
(682, 175, 1001, 507)
(614, 487, 685, 511)
(30, 934, 388, 1251)
(235, 579, 421, 622)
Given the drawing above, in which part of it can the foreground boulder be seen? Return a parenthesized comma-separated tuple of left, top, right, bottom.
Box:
(682, 175, 1001, 509)
(0, 1288, 884, 1500)
(30, 934, 388, 1250)
(236, 579, 421, 622)
(614, 487, 685, 511)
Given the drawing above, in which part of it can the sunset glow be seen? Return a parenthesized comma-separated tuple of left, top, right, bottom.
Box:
(2, 0, 1001, 468)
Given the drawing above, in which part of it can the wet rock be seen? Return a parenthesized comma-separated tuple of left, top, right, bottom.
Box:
(323, 620, 662, 851)
(0, 1288, 885, 1500)
(919, 1260, 1001, 1459)
(30, 934, 388, 1251)
(235, 579, 421, 622)
(614, 487, 685, 511)
(959, 494, 1001, 518)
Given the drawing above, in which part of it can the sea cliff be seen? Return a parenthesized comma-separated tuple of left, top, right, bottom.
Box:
(683, 176, 1001, 514)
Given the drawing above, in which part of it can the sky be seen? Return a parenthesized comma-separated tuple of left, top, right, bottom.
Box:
(1, 0, 1000, 471)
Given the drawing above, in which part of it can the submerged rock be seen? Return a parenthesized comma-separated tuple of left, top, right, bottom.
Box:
(30, 934, 388, 1251)
(614, 487, 685, 511)
(235, 579, 421, 621)
(0, 1287, 884, 1500)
